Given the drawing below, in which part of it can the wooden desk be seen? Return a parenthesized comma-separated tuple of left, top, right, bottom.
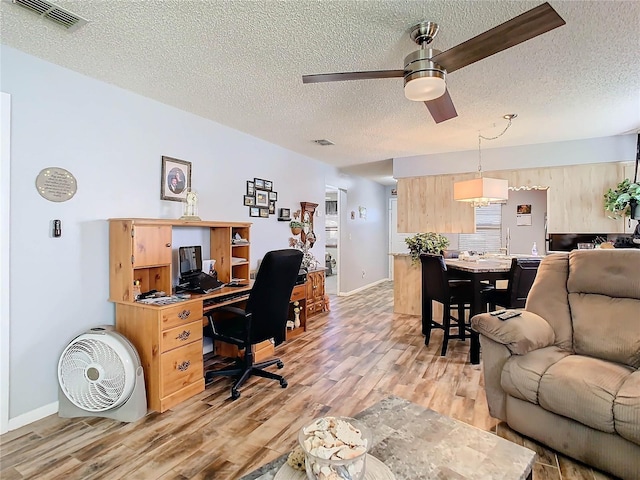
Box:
(115, 282, 307, 413)
(114, 285, 252, 413)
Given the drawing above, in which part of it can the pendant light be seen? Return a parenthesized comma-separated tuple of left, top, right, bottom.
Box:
(453, 115, 516, 207)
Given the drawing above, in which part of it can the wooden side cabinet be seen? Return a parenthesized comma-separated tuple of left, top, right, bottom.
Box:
(306, 269, 325, 318)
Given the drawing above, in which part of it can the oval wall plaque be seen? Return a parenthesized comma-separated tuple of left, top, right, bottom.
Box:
(35, 167, 77, 202)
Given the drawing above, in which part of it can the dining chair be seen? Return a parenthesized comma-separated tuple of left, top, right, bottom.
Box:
(483, 257, 542, 311)
(420, 253, 474, 356)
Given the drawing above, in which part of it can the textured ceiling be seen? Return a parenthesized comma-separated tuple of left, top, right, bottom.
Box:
(1, 0, 639, 185)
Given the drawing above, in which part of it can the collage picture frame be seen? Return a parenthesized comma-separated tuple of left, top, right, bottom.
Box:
(244, 178, 277, 218)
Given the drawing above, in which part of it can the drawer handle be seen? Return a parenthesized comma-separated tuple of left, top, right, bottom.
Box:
(177, 360, 191, 371)
(176, 330, 191, 341)
(178, 310, 191, 319)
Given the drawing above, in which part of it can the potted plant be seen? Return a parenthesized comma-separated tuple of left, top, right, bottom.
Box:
(289, 220, 305, 235)
(604, 179, 640, 220)
(405, 232, 450, 265)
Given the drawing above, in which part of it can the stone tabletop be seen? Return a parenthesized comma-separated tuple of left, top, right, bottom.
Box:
(240, 396, 536, 480)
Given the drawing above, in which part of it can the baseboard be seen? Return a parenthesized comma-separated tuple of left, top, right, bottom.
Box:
(338, 278, 390, 297)
(7, 401, 58, 431)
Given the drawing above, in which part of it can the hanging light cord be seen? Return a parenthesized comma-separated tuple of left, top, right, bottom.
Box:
(476, 116, 515, 174)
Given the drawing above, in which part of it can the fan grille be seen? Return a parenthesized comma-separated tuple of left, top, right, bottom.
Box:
(59, 338, 128, 412)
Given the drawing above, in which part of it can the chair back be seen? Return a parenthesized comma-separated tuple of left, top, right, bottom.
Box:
(246, 249, 303, 346)
(420, 253, 450, 304)
(507, 257, 542, 308)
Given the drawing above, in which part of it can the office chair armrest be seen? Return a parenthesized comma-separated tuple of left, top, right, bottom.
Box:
(470, 311, 555, 356)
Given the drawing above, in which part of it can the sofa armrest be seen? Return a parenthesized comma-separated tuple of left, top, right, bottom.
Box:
(471, 311, 555, 355)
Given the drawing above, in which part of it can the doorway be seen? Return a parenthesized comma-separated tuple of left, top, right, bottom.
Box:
(325, 186, 339, 295)
(502, 189, 548, 255)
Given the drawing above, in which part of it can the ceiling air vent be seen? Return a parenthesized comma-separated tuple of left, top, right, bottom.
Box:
(9, 0, 88, 31)
(314, 139, 335, 146)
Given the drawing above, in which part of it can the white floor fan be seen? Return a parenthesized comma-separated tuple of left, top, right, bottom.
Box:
(58, 326, 147, 422)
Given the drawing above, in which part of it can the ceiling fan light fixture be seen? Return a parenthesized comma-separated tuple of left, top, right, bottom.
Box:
(403, 48, 446, 102)
(404, 73, 446, 102)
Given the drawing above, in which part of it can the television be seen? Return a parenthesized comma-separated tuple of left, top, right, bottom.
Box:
(178, 245, 202, 278)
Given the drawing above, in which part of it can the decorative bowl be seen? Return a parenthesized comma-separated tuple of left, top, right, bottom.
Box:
(298, 416, 372, 480)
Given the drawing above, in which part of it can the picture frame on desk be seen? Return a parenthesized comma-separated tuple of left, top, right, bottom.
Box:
(161, 156, 191, 202)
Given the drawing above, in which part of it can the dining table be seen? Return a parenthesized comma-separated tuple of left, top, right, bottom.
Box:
(422, 257, 513, 364)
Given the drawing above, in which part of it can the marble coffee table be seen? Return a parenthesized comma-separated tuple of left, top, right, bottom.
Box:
(240, 396, 535, 480)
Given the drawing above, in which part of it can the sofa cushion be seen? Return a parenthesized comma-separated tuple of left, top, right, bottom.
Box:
(614, 370, 640, 445)
(501, 346, 571, 404)
(538, 355, 634, 434)
(569, 293, 640, 368)
(568, 249, 640, 300)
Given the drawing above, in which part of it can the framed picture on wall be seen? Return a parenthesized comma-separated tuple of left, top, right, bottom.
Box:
(264, 180, 273, 191)
(259, 208, 269, 218)
(269, 201, 276, 214)
(249, 207, 260, 217)
(254, 178, 265, 190)
(278, 208, 291, 221)
(244, 195, 255, 206)
(268, 191, 277, 201)
(161, 156, 191, 202)
(255, 190, 269, 207)
(247, 181, 255, 196)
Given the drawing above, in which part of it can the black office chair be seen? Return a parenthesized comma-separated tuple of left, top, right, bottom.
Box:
(204, 249, 303, 400)
(420, 254, 474, 356)
(483, 257, 542, 311)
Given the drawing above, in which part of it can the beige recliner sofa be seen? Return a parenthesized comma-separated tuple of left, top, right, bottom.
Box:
(471, 249, 640, 480)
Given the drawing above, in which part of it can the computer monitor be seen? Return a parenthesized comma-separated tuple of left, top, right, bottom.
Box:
(178, 245, 202, 278)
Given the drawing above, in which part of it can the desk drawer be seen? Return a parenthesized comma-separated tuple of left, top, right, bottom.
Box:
(291, 284, 305, 302)
(161, 319, 203, 353)
(160, 341, 203, 398)
(161, 302, 203, 330)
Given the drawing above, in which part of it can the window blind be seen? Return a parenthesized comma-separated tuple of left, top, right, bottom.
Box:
(459, 204, 503, 253)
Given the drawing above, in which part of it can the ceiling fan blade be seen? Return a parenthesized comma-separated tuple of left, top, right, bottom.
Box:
(302, 70, 404, 84)
(432, 2, 565, 74)
(425, 89, 458, 124)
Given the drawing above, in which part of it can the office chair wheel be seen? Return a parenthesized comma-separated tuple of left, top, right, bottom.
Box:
(280, 379, 288, 388)
(276, 361, 284, 369)
(231, 388, 240, 400)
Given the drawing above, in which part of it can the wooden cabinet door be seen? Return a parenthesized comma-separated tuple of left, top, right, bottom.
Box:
(133, 225, 172, 267)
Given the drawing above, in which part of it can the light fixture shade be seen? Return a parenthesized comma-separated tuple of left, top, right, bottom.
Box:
(453, 177, 509, 204)
(404, 73, 446, 101)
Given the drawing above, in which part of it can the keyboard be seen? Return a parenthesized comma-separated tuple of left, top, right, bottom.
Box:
(203, 292, 249, 308)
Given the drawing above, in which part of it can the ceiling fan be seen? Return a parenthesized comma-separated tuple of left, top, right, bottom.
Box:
(302, 2, 565, 124)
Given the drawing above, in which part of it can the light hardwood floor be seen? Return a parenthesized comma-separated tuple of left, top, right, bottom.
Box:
(0, 282, 618, 480)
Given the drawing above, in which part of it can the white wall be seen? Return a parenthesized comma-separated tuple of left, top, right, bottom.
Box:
(1, 45, 387, 426)
(393, 135, 636, 178)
